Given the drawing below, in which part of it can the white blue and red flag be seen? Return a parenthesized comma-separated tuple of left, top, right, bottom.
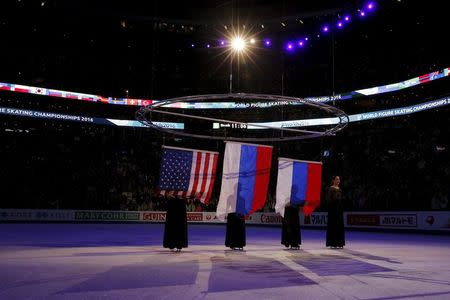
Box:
(275, 158, 322, 217)
(216, 141, 273, 220)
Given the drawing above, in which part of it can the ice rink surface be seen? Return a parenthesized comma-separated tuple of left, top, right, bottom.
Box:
(0, 223, 449, 300)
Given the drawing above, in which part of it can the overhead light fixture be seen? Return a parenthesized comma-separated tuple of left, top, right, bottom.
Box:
(231, 37, 246, 52)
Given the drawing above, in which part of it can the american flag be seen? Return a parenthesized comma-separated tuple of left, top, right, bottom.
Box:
(158, 146, 219, 204)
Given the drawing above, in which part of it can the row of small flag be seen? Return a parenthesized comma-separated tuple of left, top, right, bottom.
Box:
(158, 142, 322, 219)
(1, 67, 448, 108)
(0, 82, 154, 106)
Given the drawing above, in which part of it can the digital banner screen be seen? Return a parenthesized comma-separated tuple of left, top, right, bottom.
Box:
(0, 106, 184, 129)
(1, 96, 449, 130)
(1, 67, 448, 108)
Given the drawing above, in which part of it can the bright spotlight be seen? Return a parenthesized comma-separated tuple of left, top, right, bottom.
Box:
(231, 37, 246, 51)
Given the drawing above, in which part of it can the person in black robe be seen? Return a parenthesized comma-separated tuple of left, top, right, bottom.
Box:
(225, 212, 246, 250)
(326, 176, 345, 248)
(163, 196, 188, 251)
(281, 205, 301, 249)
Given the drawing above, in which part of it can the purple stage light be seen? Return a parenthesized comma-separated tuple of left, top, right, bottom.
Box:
(298, 40, 304, 47)
(191, 43, 195, 48)
(264, 39, 272, 46)
(305, 37, 309, 41)
(206, 44, 210, 48)
(344, 15, 351, 22)
(337, 21, 343, 28)
(360, 11, 366, 17)
(322, 25, 329, 33)
(219, 40, 225, 46)
(367, 2, 375, 10)
(286, 42, 294, 51)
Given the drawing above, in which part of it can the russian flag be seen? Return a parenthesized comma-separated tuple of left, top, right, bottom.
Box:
(65, 93, 79, 99)
(216, 141, 272, 221)
(48, 90, 63, 98)
(275, 158, 322, 217)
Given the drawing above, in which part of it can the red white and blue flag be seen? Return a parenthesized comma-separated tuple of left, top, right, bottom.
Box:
(275, 158, 322, 217)
(216, 142, 273, 220)
(158, 146, 219, 204)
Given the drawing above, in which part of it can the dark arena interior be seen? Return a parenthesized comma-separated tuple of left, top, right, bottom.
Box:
(0, 1, 449, 299)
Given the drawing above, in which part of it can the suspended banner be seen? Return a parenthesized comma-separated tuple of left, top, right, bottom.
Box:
(1, 96, 449, 130)
(0, 106, 184, 129)
(213, 96, 450, 129)
(1, 67, 448, 108)
(0, 82, 154, 106)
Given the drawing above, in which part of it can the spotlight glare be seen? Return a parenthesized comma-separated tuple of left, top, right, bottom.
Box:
(322, 25, 329, 33)
(231, 37, 246, 51)
(250, 38, 256, 44)
(367, 2, 375, 10)
(360, 11, 366, 17)
(286, 42, 294, 51)
(264, 39, 271, 46)
(298, 40, 304, 47)
(337, 21, 343, 28)
(344, 15, 351, 22)
(220, 40, 225, 46)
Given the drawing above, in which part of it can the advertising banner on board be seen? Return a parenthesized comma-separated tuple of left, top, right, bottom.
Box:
(1, 209, 448, 231)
